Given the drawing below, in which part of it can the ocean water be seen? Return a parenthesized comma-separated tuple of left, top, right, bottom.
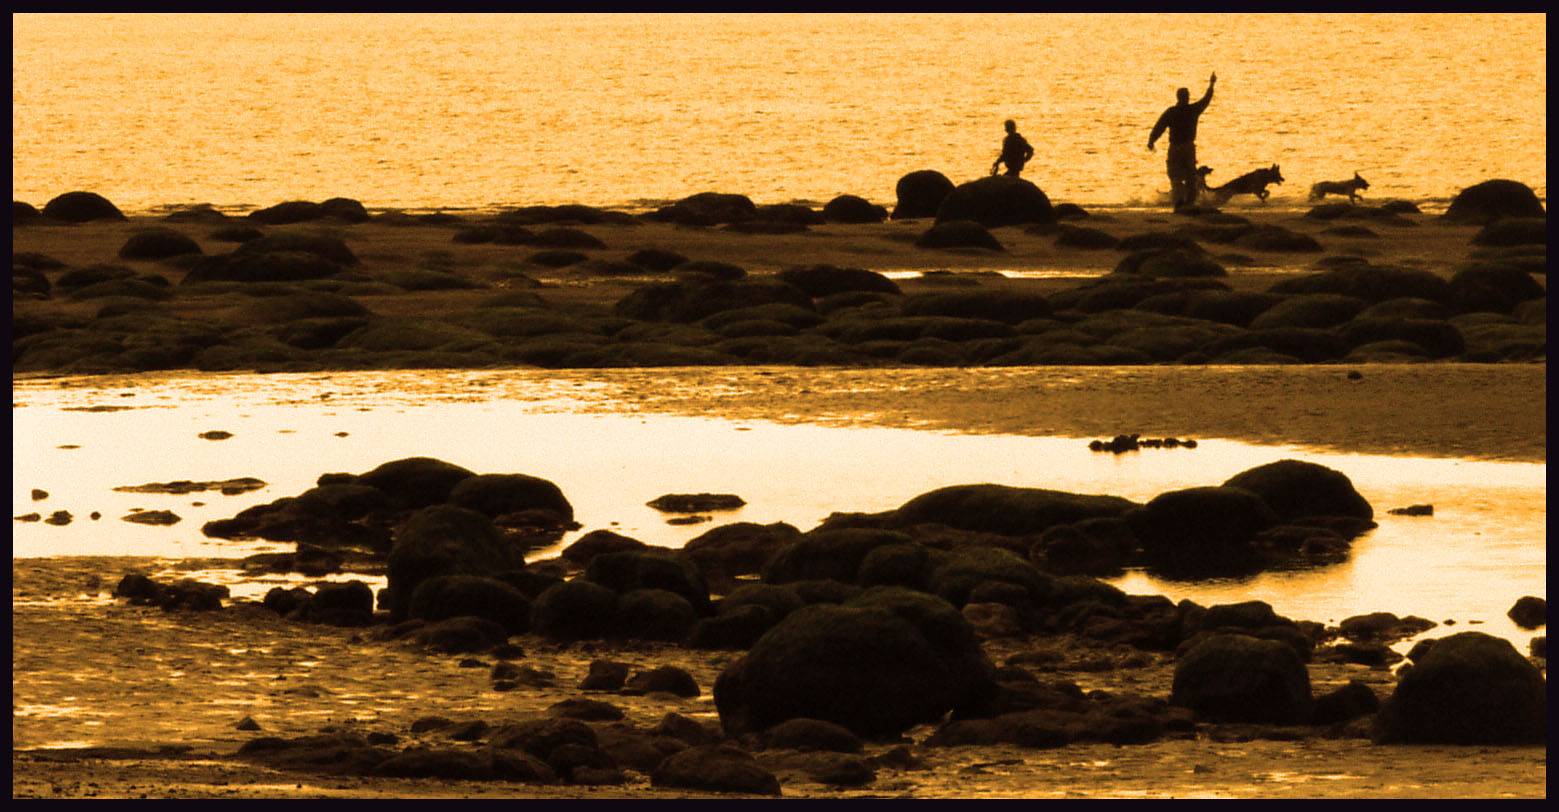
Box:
(11, 13, 1547, 214)
(12, 369, 1546, 651)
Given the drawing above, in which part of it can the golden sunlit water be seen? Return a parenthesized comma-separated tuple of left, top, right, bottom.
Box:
(12, 369, 1545, 654)
(11, 13, 1547, 213)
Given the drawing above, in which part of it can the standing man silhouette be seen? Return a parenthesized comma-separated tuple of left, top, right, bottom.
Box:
(1148, 73, 1216, 210)
(991, 119, 1034, 178)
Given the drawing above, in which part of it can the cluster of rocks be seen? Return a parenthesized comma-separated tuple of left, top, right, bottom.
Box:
(114, 573, 230, 611)
(1087, 434, 1198, 453)
(13, 178, 1544, 374)
(101, 451, 1546, 790)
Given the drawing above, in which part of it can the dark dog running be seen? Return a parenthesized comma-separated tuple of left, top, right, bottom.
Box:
(1310, 171, 1370, 203)
(1198, 164, 1284, 205)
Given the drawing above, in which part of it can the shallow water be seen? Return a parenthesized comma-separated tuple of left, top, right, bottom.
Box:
(12, 13, 1546, 212)
(12, 368, 1545, 652)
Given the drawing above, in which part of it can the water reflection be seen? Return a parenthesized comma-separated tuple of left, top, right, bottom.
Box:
(12, 370, 1545, 650)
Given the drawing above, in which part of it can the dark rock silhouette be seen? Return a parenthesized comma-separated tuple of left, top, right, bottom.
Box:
(1131, 486, 1279, 576)
(530, 579, 619, 641)
(1507, 596, 1546, 629)
(891, 170, 956, 220)
(249, 201, 325, 225)
(1172, 633, 1312, 723)
(42, 191, 126, 223)
(1376, 632, 1546, 744)
(934, 176, 1055, 228)
(777, 265, 900, 297)
(714, 587, 995, 738)
(649, 192, 758, 226)
(447, 473, 573, 521)
(914, 220, 1003, 251)
(651, 745, 781, 795)
(320, 197, 370, 222)
(1443, 179, 1546, 224)
(1471, 217, 1546, 247)
(118, 228, 203, 260)
(386, 505, 521, 620)
(408, 575, 531, 633)
(1222, 459, 1373, 522)
(822, 194, 888, 224)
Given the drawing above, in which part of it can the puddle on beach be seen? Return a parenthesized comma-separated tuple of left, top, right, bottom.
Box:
(12, 369, 1546, 651)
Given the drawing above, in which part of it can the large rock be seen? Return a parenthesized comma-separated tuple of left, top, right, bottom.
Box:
(234, 232, 358, 265)
(584, 551, 710, 613)
(561, 530, 648, 565)
(821, 195, 888, 224)
(652, 745, 781, 796)
(530, 579, 620, 641)
(357, 457, 477, 509)
(614, 278, 813, 323)
(1222, 460, 1372, 522)
(1172, 633, 1312, 724)
(1249, 294, 1368, 330)
(892, 170, 956, 220)
(894, 484, 1138, 537)
(1472, 217, 1547, 247)
(42, 191, 126, 223)
(1443, 179, 1546, 224)
(1447, 264, 1545, 314)
(649, 193, 757, 226)
(119, 228, 203, 260)
(447, 473, 573, 521)
(614, 589, 698, 642)
(1507, 596, 1546, 629)
(776, 265, 900, 297)
(900, 290, 1051, 324)
(408, 574, 531, 633)
(180, 251, 345, 285)
(386, 505, 523, 620)
(934, 176, 1055, 228)
(1113, 248, 1226, 279)
(760, 528, 913, 585)
(915, 220, 1003, 251)
(1130, 487, 1279, 576)
(714, 587, 996, 737)
(1267, 265, 1452, 304)
(250, 201, 325, 225)
(1377, 632, 1546, 744)
(682, 521, 802, 578)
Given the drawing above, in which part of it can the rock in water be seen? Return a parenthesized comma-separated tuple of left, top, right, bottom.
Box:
(891, 170, 956, 220)
(1376, 631, 1546, 744)
(1443, 179, 1546, 224)
(1171, 633, 1312, 724)
(1506, 596, 1546, 629)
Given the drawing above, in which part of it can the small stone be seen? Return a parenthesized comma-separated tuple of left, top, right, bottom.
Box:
(458, 658, 487, 669)
(90, 512, 102, 520)
(666, 515, 712, 526)
(236, 716, 262, 731)
(1388, 504, 1434, 516)
(44, 511, 73, 526)
(1346, 370, 1363, 380)
(14, 513, 41, 522)
(121, 510, 182, 526)
(31, 489, 48, 501)
(199, 431, 233, 440)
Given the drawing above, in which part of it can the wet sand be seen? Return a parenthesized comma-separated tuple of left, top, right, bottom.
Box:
(10, 557, 1547, 799)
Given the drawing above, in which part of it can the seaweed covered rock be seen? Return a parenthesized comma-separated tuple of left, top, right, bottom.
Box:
(1443, 179, 1546, 225)
(776, 265, 900, 297)
(760, 528, 914, 585)
(1376, 632, 1546, 744)
(822, 195, 888, 224)
(42, 191, 126, 223)
(1267, 264, 1452, 304)
(615, 589, 699, 642)
(584, 551, 710, 613)
(408, 574, 532, 633)
(530, 579, 620, 641)
(614, 278, 813, 323)
(892, 170, 956, 220)
(386, 505, 524, 620)
(1171, 633, 1312, 724)
(894, 484, 1138, 537)
(119, 228, 203, 260)
(1447, 264, 1545, 314)
(915, 220, 1003, 251)
(900, 290, 1051, 323)
(561, 530, 648, 566)
(1130, 487, 1279, 576)
(652, 745, 781, 795)
(447, 473, 573, 522)
(649, 192, 757, 226)
(1221, 460, 1373, 522)
(682, 521, 802, 578)
(357, 457, 476, 509)
(934, 175, 1055, 229)
(714, 587, 996, 737)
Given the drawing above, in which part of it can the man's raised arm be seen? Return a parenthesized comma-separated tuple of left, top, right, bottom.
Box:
(1194, 73, 1217, 111)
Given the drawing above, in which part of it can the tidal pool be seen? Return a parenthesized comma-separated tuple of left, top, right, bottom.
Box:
(12, 369, 1546, 651)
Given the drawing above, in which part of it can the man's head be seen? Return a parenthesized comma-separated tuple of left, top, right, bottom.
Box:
(1176, 88, 1190, 105)
(1004, 119, 1016, 133)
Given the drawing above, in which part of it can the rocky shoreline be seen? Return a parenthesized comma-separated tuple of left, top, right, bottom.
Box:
(12, 176, 1546, 377)
(14, 452, 1544, 797)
